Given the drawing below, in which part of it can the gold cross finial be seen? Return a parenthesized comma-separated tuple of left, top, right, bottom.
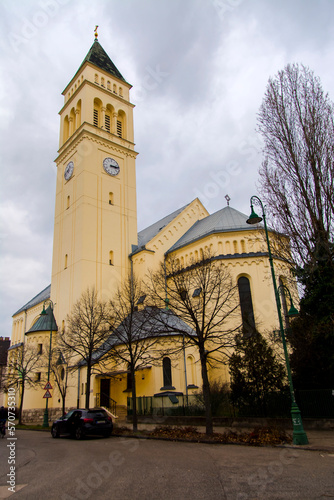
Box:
(94, 26, 99, 39)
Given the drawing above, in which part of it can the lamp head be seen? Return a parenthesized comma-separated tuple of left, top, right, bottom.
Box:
(288, 304, 299, 317)
(246, 205, 263, 225)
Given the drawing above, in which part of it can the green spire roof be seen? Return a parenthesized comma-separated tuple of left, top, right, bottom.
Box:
(78, 39, 127, 82)
(26, 305, 58, 334)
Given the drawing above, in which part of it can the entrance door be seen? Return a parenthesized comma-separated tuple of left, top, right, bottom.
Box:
(100, 379, 111, 408)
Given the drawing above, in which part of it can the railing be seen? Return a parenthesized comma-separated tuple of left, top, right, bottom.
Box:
(127, 390, 334, 419)
(96, 393, 117, 416)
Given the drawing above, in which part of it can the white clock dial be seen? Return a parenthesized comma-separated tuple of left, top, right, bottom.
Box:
(64, 161, 74, 181)
(103, 157, 120, 176)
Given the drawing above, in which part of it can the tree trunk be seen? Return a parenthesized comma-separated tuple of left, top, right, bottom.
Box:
(19, 381, 25, 425)
(62, 393, 66, 416)
(85, 366, 91, 409)
(200, 351, 213, 435)
(131, 369, 138, 432)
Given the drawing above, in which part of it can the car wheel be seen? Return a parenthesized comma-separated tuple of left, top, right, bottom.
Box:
(51, 425, 59, 438)
(75, 426, 84, 440)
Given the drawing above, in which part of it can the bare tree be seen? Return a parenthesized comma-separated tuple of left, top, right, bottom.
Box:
(7, 343, 41, 424)
(100, 274, 172, 432)
(148, 254, 241, 435)
(257, 63, 334, 271)
(43, 344, 72, 416)
(59, 287, 111, 409)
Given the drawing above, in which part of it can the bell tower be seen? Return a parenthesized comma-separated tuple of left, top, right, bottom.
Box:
(51, 35, 138, 326)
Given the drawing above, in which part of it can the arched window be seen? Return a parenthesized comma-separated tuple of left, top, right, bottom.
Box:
(186, 355, 196, 386)
(113, 83, 117, 93)
(162, 357, 172, 388)
(94, 73, 98, 84)
(107, 80, 111, 90)
(119, 87, 123, 97)
(66, 196, 70, 209)
(101, 77, 105, 87)
(64, 254, 68, 269)
(238, 276, 256, 336)
(109, 192, 114, 205)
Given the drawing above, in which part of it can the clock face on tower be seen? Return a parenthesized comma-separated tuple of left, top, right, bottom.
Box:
(64, 161, 74, 181)
(103, 157, 120, 176)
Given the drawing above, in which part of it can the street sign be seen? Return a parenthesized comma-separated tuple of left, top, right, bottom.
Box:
(44, 382, 52, 390)
(43, 390, 52, 398)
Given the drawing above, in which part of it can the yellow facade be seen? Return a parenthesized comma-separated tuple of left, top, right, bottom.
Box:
(6, 38, 295, 421)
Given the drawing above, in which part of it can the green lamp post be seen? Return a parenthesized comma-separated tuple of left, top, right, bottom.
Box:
(41, 299, 55, 428)
(246, 195, 308, 445)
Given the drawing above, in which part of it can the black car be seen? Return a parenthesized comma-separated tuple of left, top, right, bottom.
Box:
(51, 408, 113, 439)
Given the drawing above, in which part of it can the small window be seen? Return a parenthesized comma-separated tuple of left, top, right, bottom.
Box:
(180, 290, 188, 301)
(136, 295, 146, 305)
(109, 192, 114, 205)
(38, 344, 43, 355)
(101, 77, 105, 87)
(116, 120, 122, 137)
(107, 81, 111, 90)
(67, 195, 70, 209)
(61, 368, 65, 381)
(109, 250, 114, 266)
(36, 372, 41, 382)
(64, 254, 68, 269)
(94, 74, 98, 84)
(119, 87, 123, 97)
(113, 84, 117, 93)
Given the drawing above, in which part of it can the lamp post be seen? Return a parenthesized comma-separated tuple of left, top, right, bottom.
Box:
(246, 195, 308, 445)
(41, 299, 54, 428)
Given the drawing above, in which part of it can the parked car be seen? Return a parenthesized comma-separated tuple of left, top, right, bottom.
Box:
(51, 408, 113, 439)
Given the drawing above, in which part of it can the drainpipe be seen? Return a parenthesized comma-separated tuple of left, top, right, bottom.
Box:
(77, 366, 80, 409)
(183, 333, 188, 405)
(163, 254, 169, 310)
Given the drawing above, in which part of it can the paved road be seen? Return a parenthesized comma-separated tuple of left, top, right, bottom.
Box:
(0, 430, 333, 499)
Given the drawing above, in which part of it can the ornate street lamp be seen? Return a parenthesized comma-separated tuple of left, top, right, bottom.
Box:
(40, 299, 55, 428)
(246, 195, 308, 445)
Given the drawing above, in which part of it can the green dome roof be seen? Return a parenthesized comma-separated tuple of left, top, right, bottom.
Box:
(26, 305, 58, 334)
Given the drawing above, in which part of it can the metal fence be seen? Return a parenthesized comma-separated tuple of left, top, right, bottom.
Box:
(127, 389, 334, 419)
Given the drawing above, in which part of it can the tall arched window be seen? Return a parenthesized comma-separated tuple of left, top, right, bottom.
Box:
(238, 276, 255, 336)
(162, 357, 172, 388)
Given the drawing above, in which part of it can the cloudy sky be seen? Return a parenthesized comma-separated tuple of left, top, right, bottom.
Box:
(0, 0, 333, 337)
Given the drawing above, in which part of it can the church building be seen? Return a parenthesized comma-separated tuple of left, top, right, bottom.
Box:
(7, 36, 292, 422)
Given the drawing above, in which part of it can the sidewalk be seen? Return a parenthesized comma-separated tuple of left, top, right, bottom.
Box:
(117, 421, 334, 453)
